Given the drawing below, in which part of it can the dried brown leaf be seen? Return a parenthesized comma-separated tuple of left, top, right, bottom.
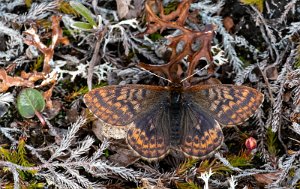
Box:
(140, 179, 168, 189)
(223, 16, 235, 32)
(125, 0, 145, 19)
(44, 100, 62, 120)
(253, 171, 283, 186)
(20, 71, 45, 82)
(109, 147, 140, 167)
(92, 119, 127, 141)
(23, 15, 69, 74)
(116, 0, 130, 19)
(139, 0, 216, 83)
(43, 84, 55, 109)
(266, 66, 279, 80)
(0, 69, 34, 92)
(141, 0, 192, 35)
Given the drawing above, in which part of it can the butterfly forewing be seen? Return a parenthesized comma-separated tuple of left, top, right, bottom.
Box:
(180, 103, 224, 158)
(184, 85, 263, 126)
(84, 85, 169, 126)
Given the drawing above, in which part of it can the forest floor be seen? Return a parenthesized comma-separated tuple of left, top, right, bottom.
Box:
(0, 0, 300, 188)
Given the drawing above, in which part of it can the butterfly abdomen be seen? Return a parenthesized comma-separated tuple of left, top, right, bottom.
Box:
(169, 91, 182, 146)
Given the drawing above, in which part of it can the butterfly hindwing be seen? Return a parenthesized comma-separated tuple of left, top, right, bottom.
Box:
(184, 85, 263, 126)
(180, 102, 224, 158)
(84, 85, 169, 126)
(127, 105, 171, 160)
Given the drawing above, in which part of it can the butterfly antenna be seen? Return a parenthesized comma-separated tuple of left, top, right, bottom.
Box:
(138, 66, 173, 83)
(180, 64, 210, 83)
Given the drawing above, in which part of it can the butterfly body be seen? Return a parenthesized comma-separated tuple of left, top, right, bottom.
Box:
(169, 89, 183, 146)
(84, 84, 263, 160)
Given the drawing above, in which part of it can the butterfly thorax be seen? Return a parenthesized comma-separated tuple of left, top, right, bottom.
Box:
(169, 90, 182, 146)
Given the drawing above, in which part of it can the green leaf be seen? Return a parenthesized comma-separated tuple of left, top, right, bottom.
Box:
(176, 181, 201, 189)
(266, 127, 279, 156)
(70, 1, 97, 27)
(25, 0, 32, 8)
(164, 1, 179, 14)
(240, 0, 264, 12)
(59, 1, 80, 16)
(71, 21, 94, 30)
(149, 33, 163, 41)
(17, 88, 45, 118)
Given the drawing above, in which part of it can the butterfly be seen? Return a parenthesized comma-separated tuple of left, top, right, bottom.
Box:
(84, 84, 263, 160)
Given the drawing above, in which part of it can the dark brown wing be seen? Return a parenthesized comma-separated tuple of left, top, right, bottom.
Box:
(127, 105, 171, 160)
(180, 103, 223, 158)
(83, 85, 169, 126)
(183, 85, 263, 126)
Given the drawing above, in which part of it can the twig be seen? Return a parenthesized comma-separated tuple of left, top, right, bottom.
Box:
(258, 63, 275, 105)
(87, 28, 107, 90)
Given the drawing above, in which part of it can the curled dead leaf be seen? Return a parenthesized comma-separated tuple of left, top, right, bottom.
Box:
(92, 119, 127, 141)
(20, 71, 45, 82)
(23, 15, 69, 74)
(116, 0, 130, 19)
(108, 144, 140, 167)
(0, 69, 34, 92)
(43, 84, 55, 109)
(266, 66, 278, 81)
(138, 0, 216, 84)
(44, 100, 62, 120)
(91, 118, 139, 166)
(223, 16, 235, 32)
(253, 170, 283, 186)
(140, 179, 168, 189)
